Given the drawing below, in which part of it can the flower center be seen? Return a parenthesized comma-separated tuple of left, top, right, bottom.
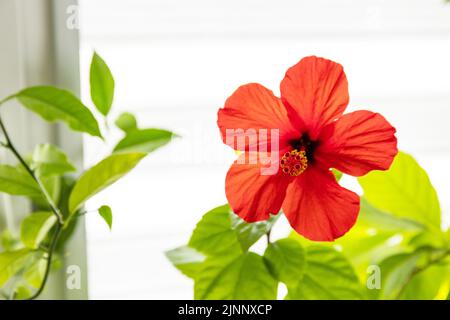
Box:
(280, 149, 308, 176)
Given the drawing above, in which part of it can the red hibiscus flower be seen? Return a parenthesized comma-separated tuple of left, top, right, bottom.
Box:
(217, 56, 398, 241)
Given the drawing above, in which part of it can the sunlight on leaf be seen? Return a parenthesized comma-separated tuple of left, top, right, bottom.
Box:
(20, 211, 56, 249)
(113, 128, 176, 154)
(194, 252, 277, 300)
(358, 152, 441, 231)
(68, 152, 146, 214)
(0, 249, 31, 287)
(264, 238, 305, 288)
(0, 165, 41, 197)
(115, 112, 137, 133)
(15, 86, 102, 137)
(31, 144, 76, 177)
(165, 246, 205, 279)
(90, 52, 115, 116)
(98, 205, 113, 230)
(286, 246, 364, 300)
(188, 205, 242, 257)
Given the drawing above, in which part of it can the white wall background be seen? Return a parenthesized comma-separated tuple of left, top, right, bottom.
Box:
(78, 0, 450, 299)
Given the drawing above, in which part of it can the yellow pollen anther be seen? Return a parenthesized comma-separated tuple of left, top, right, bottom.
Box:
(280, 149, 308, 176)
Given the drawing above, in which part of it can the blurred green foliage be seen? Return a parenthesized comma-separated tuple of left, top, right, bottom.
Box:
(0, 52, 176, 299)
(168, 152, 450, 299)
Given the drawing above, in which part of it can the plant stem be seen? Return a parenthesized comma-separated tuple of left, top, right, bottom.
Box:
(266, 228, 272, 245)
(0, 110, 65, 300)
(26, 223, 62, 300)
(0, 116, 64, 224)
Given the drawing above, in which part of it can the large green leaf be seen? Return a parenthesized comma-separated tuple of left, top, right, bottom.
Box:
(290, 226, 401, 283)
(24, 255, 46, 289)
(68, 152, 146, 214)
(0, 249, 31, 287)
(113, 129, 175, 154)
(359, 198, 425, 233)
(399, 264, 449, 300)
(0, 165, 41, 197)
(194, 252, 277, 300)
(165, 246, 205, 279)
(287, 246, 364, 300)
(358, 152, 441, 230)
(188, 205, 242, 256)
(115, 112, 137, 133)
(408, 231, 447, 249)
(231, 213, 278, 252)
(31, 143, 76, 177)
(188, 204, 276, 256)
(29, 175, 62, 211)
(20, 211, 57, 249)
(90, 52, 115, 116)
(264, 238, 305, 288)
(377, 252, 421, 299)
(15, 86, 101, 137)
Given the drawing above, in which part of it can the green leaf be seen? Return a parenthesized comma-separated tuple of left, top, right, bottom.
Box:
(29, 175, 62, 211)
(90, 52, 115, 116)
(14, 285, 32, 300)
(399, 264, 449, 300)
(231, 214, 278, 252)
(20, 212, 57, 249)
(165, 246, 205, 279)
(0, 249, 31, 287)
(189, 204, 278, 256)
(264, 238, 305, 287)
(113, 128, 175, 154)
(358, 198, 425, 233)
(408, 231, 447, 250)
(287, 246, 364, 300)
(1, 230, 20, 252)
(0, 165, 41, 197)
(194, 252, 277, 300)
(332, 169, 343, 181)
(115, 112, 137, 133)
(68, 152, 146, 214)
(15, 86, 102, 137)
(188, 205, 242, 256)
(358, 152, 441, 230)
(41, 175, 62, 205)
(377, 252, 421, 299)
(290, 226, 399, 283)
(289, 196, 428, 283)
(31, 144, 76, 177)
(24, 256, 46, 289)
(98, 205, 113, 230)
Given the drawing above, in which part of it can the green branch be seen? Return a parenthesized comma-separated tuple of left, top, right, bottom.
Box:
(26, 223, 63, 300)
(0, 116, 64, 224)
(0, 106, 65, 300)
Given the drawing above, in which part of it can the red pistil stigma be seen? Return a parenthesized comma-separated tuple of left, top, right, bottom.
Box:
(280, 149, 308, 176)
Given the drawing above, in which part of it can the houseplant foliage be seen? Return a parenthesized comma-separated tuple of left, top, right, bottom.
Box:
(0, 52, 176, 299)
(168, 56, 450, 299)
(167, 152, 450, 299)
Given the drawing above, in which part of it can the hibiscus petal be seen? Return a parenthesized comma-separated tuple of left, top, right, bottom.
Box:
(280, 56, 349, 139)
(225, 153, 293, 222)
(218, 83, 299, 151)
(283, 168, 359, 241)
(316, 110, 398, 177)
